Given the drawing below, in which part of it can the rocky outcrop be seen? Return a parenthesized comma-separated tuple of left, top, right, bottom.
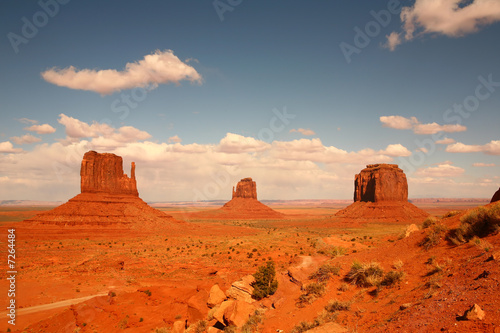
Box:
(24, 150, 179, 228)
(336, 164, 428, 223)
(354, 164, 407, 202)
(491, 187, 500, 203)
(81, 150, 138, 196)
(232, 178, 257, 199)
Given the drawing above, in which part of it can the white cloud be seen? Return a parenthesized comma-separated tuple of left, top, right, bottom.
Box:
(380, 144, 412, 157)
(218, 133, 271, 154)
(446, 140, 500, 155)
(18, 118, 38, 125)
(436, 137, 456, 144)
(380, 115, 466, 134)
(387, 0, 500, 50)
(473, 163, 496, 167)
(168, 135, 182, 143)
(24, 124, 56, 134)
(383, 32, 402, 51)
(10, 134, 42, 145)
(41, 50, 202, 95)
(0, 141, 23, 153)
(380, 115, 416, 129)
(415, 164, 465, 178)
(289, 128, 316, 136)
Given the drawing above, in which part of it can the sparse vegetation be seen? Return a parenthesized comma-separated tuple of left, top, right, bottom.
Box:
(345, 261, 384, 287)
(309, 263, 341, 282)
(381, 270, 406, 287)
(419, 223, 447, 250)
(296, 282, 326, 307)
(241, 310, 263, 333)
(447, 203, 500, 244)
(324, 299, 350, 312)
(442, 210, 461, 218)
(251, 261, 278, 300)
(422, 216, 438, 229)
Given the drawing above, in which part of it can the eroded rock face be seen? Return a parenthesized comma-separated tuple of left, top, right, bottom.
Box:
(354, 164, 408, 202)
(232, 178, 257, 199)
(80, 150, 138, 196)
(491, 187, 500, 203)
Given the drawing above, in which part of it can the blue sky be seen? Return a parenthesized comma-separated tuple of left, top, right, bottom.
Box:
(1, 0, 499, 202)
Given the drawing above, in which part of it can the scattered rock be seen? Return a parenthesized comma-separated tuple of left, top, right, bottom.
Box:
(224, 299, 255, 327)
(400, 303, 412, 310)
(207, 327, 224, 333)
(463, 304, 485, 321)
(490, 187, 500, 203)
(208, 284, 227, 308)
(304, 322, 348, 332)
(226, 275, 255, 303)
(172, 320, 185, 333)
(404, 224, 419, 237)
(213, 300, 235, 324)
(354, 164, 408, 202)
(187, 289, 209, 322)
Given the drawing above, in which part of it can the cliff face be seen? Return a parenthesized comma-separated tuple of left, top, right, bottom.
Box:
(491, 187, 500, 203)
(80, 151, 138, 196)
(232, 178, 257, 200)
(354, 164, 408, 202)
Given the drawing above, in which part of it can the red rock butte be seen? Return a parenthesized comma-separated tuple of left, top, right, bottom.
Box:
(336, 164, 428, 222)
(491, 187, 500, 203)
(23, 151, 180, 229)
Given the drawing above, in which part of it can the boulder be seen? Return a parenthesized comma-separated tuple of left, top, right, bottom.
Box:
(226, 275, 255, 303)
(187, 289, 209, 322)
(80, 150, 138, 196)
(172, 320, 185, 333)
(208, 284, 227, 308)
(491, 187, 500, 203)
(354, 164, 408, 202)
(232, 177, 257, 199)
(224, 300, 255, 327)
(463, 303, 485, 321)
(213, 300, 235, 324)
(404, 224, 419, 237)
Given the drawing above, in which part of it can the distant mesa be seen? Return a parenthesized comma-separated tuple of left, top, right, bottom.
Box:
(232, 177, 257, 199)
(336, 164, 428, 222)
(491, 187, 500, 203)
(24, 150, 180, 228)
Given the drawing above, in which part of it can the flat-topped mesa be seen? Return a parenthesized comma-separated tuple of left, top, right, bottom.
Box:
(80, 150, 138, 196)
(232, 177, 257, 199)
(354, 164, 408, 202)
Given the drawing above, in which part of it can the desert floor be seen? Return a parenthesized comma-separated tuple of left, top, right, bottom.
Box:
(1, 200, 499, 333)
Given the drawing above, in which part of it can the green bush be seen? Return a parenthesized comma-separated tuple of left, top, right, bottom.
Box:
(345, 261, 384, 287)
(252, 261, 278, 300)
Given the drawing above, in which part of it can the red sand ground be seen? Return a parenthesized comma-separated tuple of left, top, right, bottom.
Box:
(0, 201, 499, 332)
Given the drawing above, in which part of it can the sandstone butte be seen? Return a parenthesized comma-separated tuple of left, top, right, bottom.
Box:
(23, 150, 180, 228)
(491, 187, 500, 203)
(336, 164, 428, 222)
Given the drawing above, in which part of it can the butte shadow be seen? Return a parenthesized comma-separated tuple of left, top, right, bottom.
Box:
(335, 164, 429, 223)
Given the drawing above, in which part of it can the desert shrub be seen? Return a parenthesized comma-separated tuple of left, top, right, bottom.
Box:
(443, 210, 461, 218)
(290, 320, 321, 333)
(241, 310, 263, 333)
(318, 246, 346, 257)
(393, 259, 404, 270)
(338, 283, 349, 292)
(381, 270, 406, 287)
(251, 261, 278, 300)
(425, 262, 443, 276)
(324, 299, 350, 312)
(422, 216, 439, 229)
(224, 326, 237, 333)
(296, 282, 326, 307)
(419, 223, 448, 250)
(153, 328, 171, 333)
(345, 261, 384, 287)
(309, 263, 341, 282)
(193, 320, 207, 333)
(448, 203, 500, 243)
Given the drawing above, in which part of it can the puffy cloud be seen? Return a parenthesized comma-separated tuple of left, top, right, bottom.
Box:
(381, 144, 412, 157)
(0, 141, 23, 153)
(436, 137, 456, 144)
(41, 50, 202, 95)
(473, 163, 496, 167)
(383, 32, 402, 51)
(289, 128, 316, 136)
(380, 115, 416, 130)
(387, 0, 500, 50)
(446, 140, 500, 155)
(24, 124, 56, 134)
(10, 134, 42, 145)
(218, 133, 271, 154)
(415, 163, 465, 177)
(380, 115, 466, 134)
(168, 135, 182, 143)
